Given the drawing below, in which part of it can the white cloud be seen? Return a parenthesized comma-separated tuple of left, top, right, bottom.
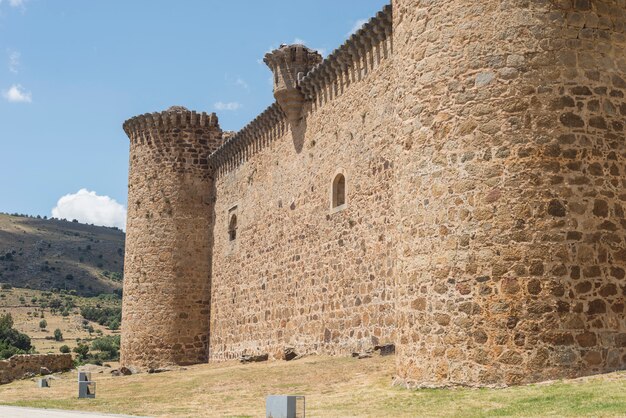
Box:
(52, 189, 127, 230)
(8, 49, 20, 73)
(348, 19, 368, 36)
(3, 84, 31, 103)
(235, 77, 249, 90)
(214, 101, 242, 111)
(9, 0, 26, 7)
(225, 73, 250, 90)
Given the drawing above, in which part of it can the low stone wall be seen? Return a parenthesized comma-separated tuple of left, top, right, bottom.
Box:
(0, 354, 73, 384)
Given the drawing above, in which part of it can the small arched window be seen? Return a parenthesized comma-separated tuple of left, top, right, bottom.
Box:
(332, 173, 346, 209)
(228, 214, 237, 241)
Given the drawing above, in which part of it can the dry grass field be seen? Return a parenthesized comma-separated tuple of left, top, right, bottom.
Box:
(0, 287, 119, 354)
(0, 354, 625, 417)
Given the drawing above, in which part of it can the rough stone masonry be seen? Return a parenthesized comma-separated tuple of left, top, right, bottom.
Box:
(121, 0, 626, 387)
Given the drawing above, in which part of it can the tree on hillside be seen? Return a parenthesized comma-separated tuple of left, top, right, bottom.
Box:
(53, 328, 63, 341)
(39, 319, 47, 330)
(73, 343, 89, 361)
(0, 313, 32, 359)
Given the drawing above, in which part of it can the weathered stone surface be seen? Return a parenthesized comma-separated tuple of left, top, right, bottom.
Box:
(393, 0, 626, 388)
(374, 344, 396, 356)
(0, 354, 72, 385)
(147, 367, 171, 374)
(352, 350, 373, 359)
(120, 0, 626, 389)
(282, 347, 298, 361)
(119, 366, 134, 376)
(239, 354, 269, 364)
(121, 109, 221, 370)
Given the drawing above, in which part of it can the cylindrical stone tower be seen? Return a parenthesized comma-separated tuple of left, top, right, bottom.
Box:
(393, 0, 626, 386)
(121, 107, 222, 370)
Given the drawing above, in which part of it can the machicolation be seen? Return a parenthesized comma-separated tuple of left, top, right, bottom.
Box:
(121, 1, 626, 387)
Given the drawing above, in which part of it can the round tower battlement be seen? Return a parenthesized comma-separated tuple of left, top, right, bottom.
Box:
(121, 106, 221, 370)
(123, 107, 219, 141)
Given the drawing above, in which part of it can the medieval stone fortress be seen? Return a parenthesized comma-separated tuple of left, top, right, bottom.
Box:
(120, 0, 626, 388)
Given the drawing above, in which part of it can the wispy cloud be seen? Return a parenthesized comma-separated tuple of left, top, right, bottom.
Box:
(52, 189, 127, 230)
(9, 0, 27, 8)
(235, 77, 249, 90)
(348, 19, 368, 36)
(214, 101, 242, 111)
(8, 49, 20, 73)
(3, 84, 31, 103)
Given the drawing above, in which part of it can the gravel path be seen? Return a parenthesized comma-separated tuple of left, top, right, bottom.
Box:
(0, 406, 150, 418)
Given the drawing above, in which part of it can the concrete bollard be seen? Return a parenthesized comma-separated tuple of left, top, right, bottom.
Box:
(266, 395, 305, 418)
(78, 371, 96, 399)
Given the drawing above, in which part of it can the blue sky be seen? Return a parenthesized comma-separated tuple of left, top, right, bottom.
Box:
(0, 0, 387, 227)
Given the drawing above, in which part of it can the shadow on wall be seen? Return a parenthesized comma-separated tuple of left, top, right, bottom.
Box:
(291, 118, 307, 153)
(207, 175, 217, 356)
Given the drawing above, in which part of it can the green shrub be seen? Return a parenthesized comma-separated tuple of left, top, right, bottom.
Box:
(59, 345, 70, 354)
(90, 335, 120, 361)
(53, 328, 63, 341)
(49, 298, 62, 309)
(80, 306, 121, 329)
(72, 343, 89, 361)
(39, 319, 47, 330)
(0, 313, 32, 359)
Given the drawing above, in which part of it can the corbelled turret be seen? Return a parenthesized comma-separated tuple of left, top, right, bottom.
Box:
(264, 44, 322, 124)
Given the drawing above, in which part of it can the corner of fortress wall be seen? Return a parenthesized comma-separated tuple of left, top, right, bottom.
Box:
(120, 0, 626, 386)
(393, 0, 626, 386)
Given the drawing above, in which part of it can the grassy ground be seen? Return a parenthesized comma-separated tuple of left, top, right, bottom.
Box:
(0, 355, 624, 417)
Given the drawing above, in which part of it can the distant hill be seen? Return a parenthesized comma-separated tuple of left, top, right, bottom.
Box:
(0, 213, 124, 297)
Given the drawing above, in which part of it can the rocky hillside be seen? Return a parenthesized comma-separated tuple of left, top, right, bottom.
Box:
(0, 214, 124, 297)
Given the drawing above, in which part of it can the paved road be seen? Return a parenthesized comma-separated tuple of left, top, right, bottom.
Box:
(0, 406, 151, 418)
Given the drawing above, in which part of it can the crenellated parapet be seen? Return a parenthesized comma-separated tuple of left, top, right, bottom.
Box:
(299, 4, 392, 107)
(208, 4, 392, 177)
(123, 107, 220, 148)
(209, 103, 287, 177)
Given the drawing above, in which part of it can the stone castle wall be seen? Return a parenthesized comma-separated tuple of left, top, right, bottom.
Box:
(393, 0, 626, 386)
(208, 8, 396, 360)
(121, 0, 626, 386)
(121, 109, 222, 370)
(0, 354, 73, 384)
